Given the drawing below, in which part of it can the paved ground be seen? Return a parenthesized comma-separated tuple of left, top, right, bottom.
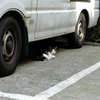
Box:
(0, 42, 100, 100)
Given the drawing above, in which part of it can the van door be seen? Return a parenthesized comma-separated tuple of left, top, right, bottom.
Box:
(35, 0, 70, 39)
(53, 0, 70, 35)
(35, 0, 55, 38)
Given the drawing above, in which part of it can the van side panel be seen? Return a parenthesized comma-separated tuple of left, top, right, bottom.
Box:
(34, 0, 70, 39)
(68, 0, 99, 33)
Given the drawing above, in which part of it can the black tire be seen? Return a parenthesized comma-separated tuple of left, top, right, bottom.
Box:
(0, 16, 22, 76)
(67, 13, 86, 48)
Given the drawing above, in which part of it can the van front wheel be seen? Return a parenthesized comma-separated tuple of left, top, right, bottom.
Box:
(0, 16, 22, 76)
(67, 13, 86, 48)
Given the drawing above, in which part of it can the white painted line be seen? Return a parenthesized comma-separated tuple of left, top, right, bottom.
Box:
(0, 61, 100, 100)
(0, 91, 49, 100)
(33, 61, 100, 99)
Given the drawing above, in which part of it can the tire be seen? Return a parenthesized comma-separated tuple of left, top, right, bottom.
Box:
(0, 16, 22, 76)
(67, 13, 86, 48)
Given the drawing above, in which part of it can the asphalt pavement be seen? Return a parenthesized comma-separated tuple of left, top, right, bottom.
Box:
(0, 42, 100, 100)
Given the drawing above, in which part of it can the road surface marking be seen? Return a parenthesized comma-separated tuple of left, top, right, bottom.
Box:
(0, 61, 100, 100)
(34, 61, 100, 99)
(0, 91, 49, 100)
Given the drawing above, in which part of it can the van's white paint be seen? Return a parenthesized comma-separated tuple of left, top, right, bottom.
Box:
(0, 0, 99, 42)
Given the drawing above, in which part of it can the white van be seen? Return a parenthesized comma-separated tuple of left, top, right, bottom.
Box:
(0, 0, 99, 76)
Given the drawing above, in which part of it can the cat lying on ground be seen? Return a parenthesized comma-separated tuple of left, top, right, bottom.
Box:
(29, 39, 58, 61)
(36, 46, 57, 61)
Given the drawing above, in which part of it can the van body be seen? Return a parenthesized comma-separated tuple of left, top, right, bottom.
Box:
(0, 0, 99, 76)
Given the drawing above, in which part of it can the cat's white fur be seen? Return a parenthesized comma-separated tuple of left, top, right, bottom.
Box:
(43, 52, 55, 60)
(43, 47, 57, 60)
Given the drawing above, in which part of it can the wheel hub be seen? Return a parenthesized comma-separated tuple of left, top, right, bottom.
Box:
(6, 40, 13, 54)
(2, 31, 15, 61)
(77, 21, 84, 41)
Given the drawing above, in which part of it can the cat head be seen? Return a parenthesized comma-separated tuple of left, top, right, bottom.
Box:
(49, 46, 57, 55)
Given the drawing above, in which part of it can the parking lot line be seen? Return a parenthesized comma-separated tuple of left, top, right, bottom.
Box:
(33, 61, 100, 99)
(0, 91, 49, 100)
(0, 61, 100, 100)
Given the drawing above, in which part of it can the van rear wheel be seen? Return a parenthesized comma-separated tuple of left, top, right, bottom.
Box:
(67, 13, 86, 48)
(0, 16, 22, 76)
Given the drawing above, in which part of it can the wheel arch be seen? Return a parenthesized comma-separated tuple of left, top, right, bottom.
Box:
(1, 11, 29, 56)
(81, 9, 90, 37)
(81, 9, 89, 27)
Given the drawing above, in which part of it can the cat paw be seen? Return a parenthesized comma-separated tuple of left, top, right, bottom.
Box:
(52, 55, 55, 59)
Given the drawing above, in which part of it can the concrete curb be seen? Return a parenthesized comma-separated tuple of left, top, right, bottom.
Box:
(84, 42, 100, 46)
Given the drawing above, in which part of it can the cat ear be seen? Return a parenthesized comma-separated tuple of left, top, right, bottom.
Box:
(49, 46, 52, 51)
